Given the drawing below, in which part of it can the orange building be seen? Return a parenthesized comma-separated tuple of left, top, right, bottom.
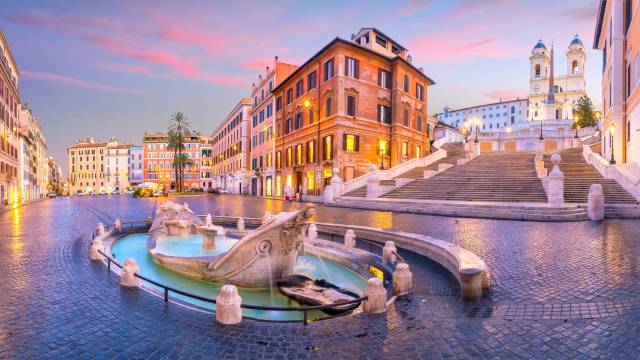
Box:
(594, 0, 639, 166)
(272, 28, 434, 197)
(142, 132, 205, 190)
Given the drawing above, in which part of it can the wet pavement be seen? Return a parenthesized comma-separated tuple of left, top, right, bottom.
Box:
(1, 194, 640, 359)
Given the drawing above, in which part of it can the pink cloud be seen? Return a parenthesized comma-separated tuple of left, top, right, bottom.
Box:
(485, 88, 527, 101)
(22, 70, 141, 94)
(94, 63, 175, 79)
(400, 0, 434, 16)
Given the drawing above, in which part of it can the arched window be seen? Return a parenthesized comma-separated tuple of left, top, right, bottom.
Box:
(572, 60, 579, 74)
(555, 109, 560, 119)
(535, 64, 541, 76)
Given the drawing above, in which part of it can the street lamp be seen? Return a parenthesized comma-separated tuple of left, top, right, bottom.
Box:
(378, 140, 386, 170)
(539, 117, 544, 140)
(573, 114, 580, 138)
(473, 117, 481, 143)
(609, 123, 616, 164)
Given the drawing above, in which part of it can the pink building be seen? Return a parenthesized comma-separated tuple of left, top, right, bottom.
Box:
(248, 57, 298, 196)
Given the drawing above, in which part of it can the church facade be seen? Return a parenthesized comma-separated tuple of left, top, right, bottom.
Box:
(528, 36, 587, 122)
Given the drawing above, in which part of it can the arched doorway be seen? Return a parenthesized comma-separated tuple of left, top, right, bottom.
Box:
(504, 141, 517, 152)
(480, 142, 493, 153)
(544, 140, 558, 152)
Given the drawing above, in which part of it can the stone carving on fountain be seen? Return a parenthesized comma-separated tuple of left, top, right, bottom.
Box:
(148, 201, 315, 287)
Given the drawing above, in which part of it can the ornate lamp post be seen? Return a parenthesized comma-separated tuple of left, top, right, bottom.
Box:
(574, 114, 580, 138)
(539, 118, 544, 140)
(609, 123, 616, 164)
(378, 140, 386, 170)
(473, 117, 481, 143)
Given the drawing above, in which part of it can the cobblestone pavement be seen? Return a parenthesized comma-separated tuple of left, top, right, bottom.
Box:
(2, 194, 640, 359)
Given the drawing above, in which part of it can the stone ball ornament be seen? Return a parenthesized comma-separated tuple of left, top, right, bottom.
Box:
(551, 154, 561, 165)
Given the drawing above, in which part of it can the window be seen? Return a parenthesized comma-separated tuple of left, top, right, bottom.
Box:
(401, 141, 409, 157)
(375, 35, 387, 48)
(252, 116, 258, 128)
(276, 151, 281, 169)
(403, 74, 409, 92)
(307, 171, 315, 190)
(296, 144, 303, 165)
(511, 116, 515, 124)
(296, 79, 304, 97)
(267, 153, 272, 167)
(308, 109, 314, 125)
(307, 71, 316, 91)
(572, 60, 579, 74)
(295, 112, 303, 129)
(416, 84, 424, 101)
(307, 140, 315, 163)
(627, 64, 632, 98)
(403, 109, 409, 126)
(378, 104, 391, 124)
(259, 109, 265, 123)
(286, 88, 293, 104)
(323, 58, 334, 81)
(347, 96, 356, 116)
(535, 64, 541, 76)
(416, 116, 422, 131)
(345, 57, 359, 78)
(325, 97, 332, 117)
(635, 54, 639, 89)
(276, 96, 282, 111)
(323, 135, 333, 160)
(415, 145, 422, 159)
(379, 69, 391, 89)
(266, 103, 273, 117)
(285, 118, 292, 134)
(286, 147, 292, 167)
(343, 134, 359, 152)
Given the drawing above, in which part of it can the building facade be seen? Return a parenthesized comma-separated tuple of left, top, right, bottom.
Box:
(142, 132, 204, 190)
(67, 138, 107, 195)
(129, 145, 143, 186)
(18, 104, 48, 202)
(211, 98, 252, 194)
(436, 99, 529, 132)
(0, 30, 20, 206)
(594, 0, 639, 167)
(529, 37, 587, 121)
(248, 58, 298, 197)
(200, 140, 213, 190)
(272, 28, 434, 198)
(47, 156, 63, 195)
(104, 137, 132, 192)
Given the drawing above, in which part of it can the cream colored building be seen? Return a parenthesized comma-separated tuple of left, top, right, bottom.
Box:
(105, 137, 132, 192)
(67, 138, 107, 195)
(528, 37, 587, 121)
(0, 30, 21, 206)
(18, 104, 48, 202)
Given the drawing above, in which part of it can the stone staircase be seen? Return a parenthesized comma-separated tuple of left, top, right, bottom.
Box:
(544, 148, 638, 204)
(382, 152, 547, 202)
(342, 143, 467, 197)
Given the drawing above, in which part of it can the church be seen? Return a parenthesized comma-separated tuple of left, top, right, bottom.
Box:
(528, 36, 587, 121)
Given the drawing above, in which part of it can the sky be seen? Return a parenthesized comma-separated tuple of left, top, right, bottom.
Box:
(0, 0, 602, 176)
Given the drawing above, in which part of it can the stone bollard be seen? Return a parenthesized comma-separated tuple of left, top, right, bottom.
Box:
(114, 218, 122, 232)
(588, 184, 605, 221)
(547, 154, 565, 207)
(90, 238, 105, 261)
(96, 223, 105, 236)
(307, 224, 318, 242)
(216, 285, 243, 325)
(393, 263, 413, 296)
(237, 217, 245, 232)
(120, 259, 140, 287)
(366, 164, 380, 199)
(261, 212, 272, 226)
(344, 229, 356, 249)
(383, 241, 397, 265)
(460, 268, 483, 301)
(146, 216, 153, 227)
(363, 278, 387, 314)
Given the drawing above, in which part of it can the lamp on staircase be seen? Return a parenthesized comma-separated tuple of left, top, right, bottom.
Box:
(609, 123, 616, 165)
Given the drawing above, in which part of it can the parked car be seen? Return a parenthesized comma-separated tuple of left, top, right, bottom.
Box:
(207, 188, 218, 194)
(48, 192, 57, 198)
(218, 189, 229, 194)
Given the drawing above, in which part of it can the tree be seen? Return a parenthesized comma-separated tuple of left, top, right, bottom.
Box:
(173, 153, 194, 192)
(573, 95, 597, 129)
(166, 131, 184, 191)
(168, 112, 192, 191)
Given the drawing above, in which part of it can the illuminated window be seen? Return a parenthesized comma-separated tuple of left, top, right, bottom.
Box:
(286, 174, 292, 187)
(266, 177, 272, 196)
(276, 151, 281, 169)
(307, 141, 315, 163)
(307, 171, 315, 190)
(267, 153, 272, 167)
(344, 134, 358, 152)
(402, 141, 409, 157)
(415, 145, 422, 158)
(286, 148, 292, 167)
(275, 176, 281, 196)
(323, 135, 333, 160)
(296, 144, 303, 165)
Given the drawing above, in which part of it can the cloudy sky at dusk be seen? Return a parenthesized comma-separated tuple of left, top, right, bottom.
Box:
(1, 0, 601, 175)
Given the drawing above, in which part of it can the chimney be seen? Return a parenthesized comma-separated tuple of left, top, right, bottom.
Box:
(275, 56, 279, 63)
(266, 66, 270, 75)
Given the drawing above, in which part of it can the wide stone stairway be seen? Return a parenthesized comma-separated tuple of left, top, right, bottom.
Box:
(382, 152, 548, 202)
(342, 143, 468, 197)
(544, 148, 638, 204)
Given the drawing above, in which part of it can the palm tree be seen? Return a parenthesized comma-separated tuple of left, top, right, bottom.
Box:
(166, 131, 184, 191)
(173, 153, 194, 191)
(168, 112, 192, 191)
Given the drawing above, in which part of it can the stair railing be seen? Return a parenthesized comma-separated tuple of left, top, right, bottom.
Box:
(582, 145, 640, 202)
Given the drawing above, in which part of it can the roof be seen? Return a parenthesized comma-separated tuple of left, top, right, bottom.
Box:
(357, 27, 407, 51)
(212, 97, 253, 135)
(0, 28, 20, 77)
(272, 37, 435, 93)
(593, 0, 607, 48)
(570, 35, 583, 46)
(68, 142, 108, 150)
(533, 39, 547, 50)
